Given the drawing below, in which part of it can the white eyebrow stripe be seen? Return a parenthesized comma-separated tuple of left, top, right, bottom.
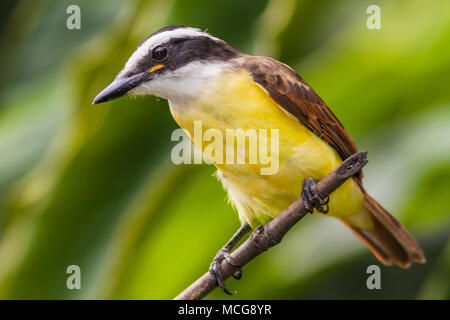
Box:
(119, 27, 220, 77)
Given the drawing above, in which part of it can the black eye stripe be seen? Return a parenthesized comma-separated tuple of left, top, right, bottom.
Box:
(126, 35, 238, 77)
(170, 37, 190, 44)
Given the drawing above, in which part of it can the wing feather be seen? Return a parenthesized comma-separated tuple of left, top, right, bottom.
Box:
(243, 56, 361, 179)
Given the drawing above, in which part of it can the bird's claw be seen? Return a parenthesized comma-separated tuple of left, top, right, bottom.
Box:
(209, 248, 242, 295)
(301, 177, 329, 214)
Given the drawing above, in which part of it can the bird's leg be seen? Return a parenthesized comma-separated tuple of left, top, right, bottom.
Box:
(301, 177, 329, 214)
(209, 223, 252, 295)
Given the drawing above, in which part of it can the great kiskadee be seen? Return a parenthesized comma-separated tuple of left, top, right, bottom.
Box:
(93, 25, 425, 293)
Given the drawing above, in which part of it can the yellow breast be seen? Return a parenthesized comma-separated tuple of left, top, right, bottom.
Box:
(169, 68, 367, 228)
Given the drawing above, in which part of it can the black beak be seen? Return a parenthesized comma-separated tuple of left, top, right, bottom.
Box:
(92, 71, 152, 104)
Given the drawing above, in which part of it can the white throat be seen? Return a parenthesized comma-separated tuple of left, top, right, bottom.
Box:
(131, 60, 233, 106)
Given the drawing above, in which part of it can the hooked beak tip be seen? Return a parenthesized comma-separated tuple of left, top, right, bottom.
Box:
(92, 94, 106, 105)
(92, 87, 114, 105)
(91, 72, 150, 106)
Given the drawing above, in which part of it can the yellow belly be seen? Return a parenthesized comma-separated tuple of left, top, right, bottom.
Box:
(169, 68, 369, 228)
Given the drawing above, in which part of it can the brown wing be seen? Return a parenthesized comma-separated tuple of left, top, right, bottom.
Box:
(243, 55, 362, 179)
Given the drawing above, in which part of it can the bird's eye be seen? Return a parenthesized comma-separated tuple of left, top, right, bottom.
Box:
(152, 46, 167, 60)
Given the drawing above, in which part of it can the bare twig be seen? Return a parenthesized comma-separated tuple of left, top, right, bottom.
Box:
(174, 151, 369, 300)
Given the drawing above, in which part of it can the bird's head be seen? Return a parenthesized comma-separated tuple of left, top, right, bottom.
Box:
(92, 25, 240, 104)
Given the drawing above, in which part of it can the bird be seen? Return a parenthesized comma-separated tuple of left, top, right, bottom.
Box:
(93, 25, 426, 294)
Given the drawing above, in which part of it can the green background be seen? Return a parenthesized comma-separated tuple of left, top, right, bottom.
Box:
(0, 0, 448, 299)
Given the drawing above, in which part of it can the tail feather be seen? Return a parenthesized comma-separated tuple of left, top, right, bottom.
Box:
(341, 193, 426, 268)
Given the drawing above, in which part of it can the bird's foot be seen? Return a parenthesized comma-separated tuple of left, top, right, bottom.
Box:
(301, 177, 329, 214)
(209, 248, 242, 295)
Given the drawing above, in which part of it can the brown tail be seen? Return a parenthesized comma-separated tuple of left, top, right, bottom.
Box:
(341, 194, 426, 268)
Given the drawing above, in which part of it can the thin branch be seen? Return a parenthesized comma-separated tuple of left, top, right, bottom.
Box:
(174, 151, 369, 300)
